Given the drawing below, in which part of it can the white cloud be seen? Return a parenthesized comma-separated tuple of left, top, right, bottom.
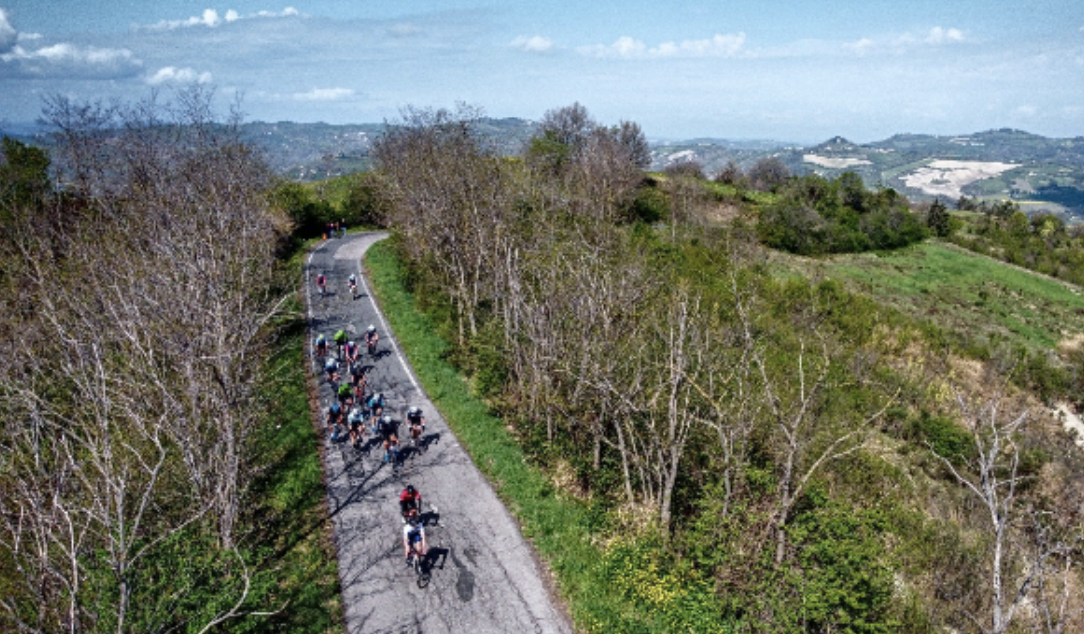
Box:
(0, 8, 19, 53)
(147, 66, 213, 85)
(1, 42, 142, 78)
(257, 7, 299, 18)
(925, 27, 965, 45)
(146, 7, 301, 30)
(511, 35, 554, 53)
(842, 27, 966, 57)
(579, 33, 745, 59)
(293, 87, 355, 101)
(389, 23, 421, 37)
(844, 37, 875, 56)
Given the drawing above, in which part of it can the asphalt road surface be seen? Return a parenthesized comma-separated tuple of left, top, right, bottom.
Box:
(305, 232, 573, 634)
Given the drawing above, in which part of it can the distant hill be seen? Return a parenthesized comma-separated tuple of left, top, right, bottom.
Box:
(6, 118, 1082, 222)
(655, 129, 1084, 223)
(241, 117, 538, 180)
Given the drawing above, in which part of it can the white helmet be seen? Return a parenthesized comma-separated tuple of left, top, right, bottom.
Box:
(367, 325, 376, 333)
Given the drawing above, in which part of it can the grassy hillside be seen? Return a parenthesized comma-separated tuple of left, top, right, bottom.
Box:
(769, 241, 1084, 354)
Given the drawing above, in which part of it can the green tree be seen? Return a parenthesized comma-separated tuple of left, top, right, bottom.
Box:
(0, 137, 51, 215)
(926, 199, 953, 238)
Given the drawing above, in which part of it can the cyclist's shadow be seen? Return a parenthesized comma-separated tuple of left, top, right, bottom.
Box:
(424, 547, 449, 572)
(358, 436, 383, 455)
(421, 432, 440, 451)
(420, 507, 441, 527)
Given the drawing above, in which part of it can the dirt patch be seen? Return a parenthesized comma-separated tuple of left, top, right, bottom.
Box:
(902, 160, 1017, 199)
(1057, 332, 1084, 355)
(803, 154, 872, 169)
(1054, 402, 1084, 448)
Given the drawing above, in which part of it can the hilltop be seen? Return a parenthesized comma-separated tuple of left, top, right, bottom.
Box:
(655, 128, 1084, 223)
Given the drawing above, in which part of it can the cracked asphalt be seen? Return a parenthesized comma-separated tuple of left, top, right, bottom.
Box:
(305, 232, 573, 634)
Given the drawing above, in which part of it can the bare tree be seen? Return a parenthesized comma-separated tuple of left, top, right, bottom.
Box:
(0, 87, 284, 632)
(935, 380, 1083, 634)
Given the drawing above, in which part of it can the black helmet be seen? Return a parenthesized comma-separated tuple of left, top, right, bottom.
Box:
(406, 484, 416, 495)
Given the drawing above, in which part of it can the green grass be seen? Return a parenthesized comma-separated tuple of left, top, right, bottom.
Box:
(777, 241, 1084, 353)
(364, 238, 718, 634)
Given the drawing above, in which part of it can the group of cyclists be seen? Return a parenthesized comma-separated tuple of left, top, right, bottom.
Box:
(315, 266, 431, 567)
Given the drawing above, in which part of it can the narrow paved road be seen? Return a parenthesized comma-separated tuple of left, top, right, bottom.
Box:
(305, 232, 573, 634)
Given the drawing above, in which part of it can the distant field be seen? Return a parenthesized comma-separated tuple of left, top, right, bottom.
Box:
(770, 241, 1084, 354)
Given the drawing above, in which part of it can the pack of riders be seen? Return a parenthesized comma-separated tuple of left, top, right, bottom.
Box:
(314, 267, 435, 569)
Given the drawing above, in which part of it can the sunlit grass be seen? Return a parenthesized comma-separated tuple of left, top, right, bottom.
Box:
(779, 241, 1084, 352)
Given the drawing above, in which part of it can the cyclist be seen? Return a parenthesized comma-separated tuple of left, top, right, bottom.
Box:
(337, 381, 354, 407)
(324, 356, 340, 384)
(350, 362, 368, 401)
(378, 414, 399, 463)
(347, 405, 366, 449)
(314, 333, 328, 358)
(344, 339, 359, 366)
(333, 329, 349, 360)
(347, 273, 358, 300)
(326, 402, 344, 435)
(402, 513, 427, 564)
(364, 325, 379, 356)
(367, 391, 385, 420)
(399, 484, 423, 520)
(407, 406, 425, 448)
(316, 273, 327, 297)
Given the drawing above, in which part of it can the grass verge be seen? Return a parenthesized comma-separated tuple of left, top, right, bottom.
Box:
(365, 238, 719, 633)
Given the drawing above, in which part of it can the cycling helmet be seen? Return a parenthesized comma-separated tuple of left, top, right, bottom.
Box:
(367, 325, 376, 333)
(348, 340, 355, 347)
(382, 415, 391, 424)
(331, 403, 341, 412)
(406, 484, 416, 495)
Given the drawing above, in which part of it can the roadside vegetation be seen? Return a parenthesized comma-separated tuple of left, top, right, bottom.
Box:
(0, 90, 339, 633)
(344, 103, 1084, 633)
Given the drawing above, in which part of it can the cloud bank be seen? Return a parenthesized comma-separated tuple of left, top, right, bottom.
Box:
(511, 35, 554, 53)
(1, 42, 142, 79)
(146, 7, 300, 30)
(293, 87, 355, 101)
(579, 33, 746, 59)
(0, 8, 16, 53)
(147, 66, 213, 85)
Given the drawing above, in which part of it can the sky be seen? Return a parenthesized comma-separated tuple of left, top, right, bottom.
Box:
(1, 1, 1082, 143)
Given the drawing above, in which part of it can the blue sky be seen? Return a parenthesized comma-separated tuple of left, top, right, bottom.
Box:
(1, 1, 1082, 142)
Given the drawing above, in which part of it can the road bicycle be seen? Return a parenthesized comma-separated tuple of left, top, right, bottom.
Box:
(406, 540, 429, 587)
(409, 425, 425, 454)
(385, 442, 401, 475)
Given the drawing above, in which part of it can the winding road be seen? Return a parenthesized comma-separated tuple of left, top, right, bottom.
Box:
(305, 232, 573, 634)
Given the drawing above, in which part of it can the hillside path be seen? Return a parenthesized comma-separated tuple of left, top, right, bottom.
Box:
(305, 232, 573, 634)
